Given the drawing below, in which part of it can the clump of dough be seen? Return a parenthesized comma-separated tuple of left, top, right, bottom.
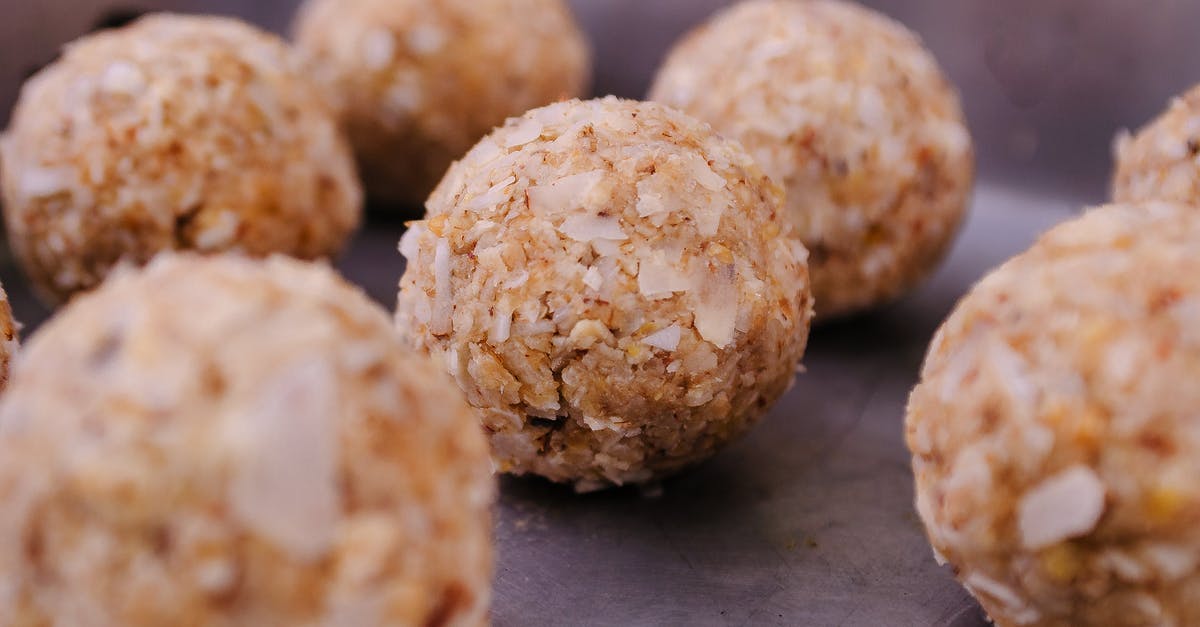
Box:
(0, 254, 493, 626)
(293, 0, 591, 207)
(397, 97, 813, 491)
(650, 0, 973, 318)
(908, 202, 1200, 626)
(1, 14, 362, 304)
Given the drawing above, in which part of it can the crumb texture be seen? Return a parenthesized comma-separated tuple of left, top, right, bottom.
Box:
(0, 254, 492, 627)
(397, 97, 813, 491)
(294, 0, 591, 206)
(1, 14, 362, 303)
(650, 0, 973, 317)
(1114, 84, 1200, 206)
(907, 202, 1200, 626)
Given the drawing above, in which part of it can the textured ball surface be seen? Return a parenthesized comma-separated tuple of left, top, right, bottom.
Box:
(907, 202, 1200, 626)
(397, 97, 813, 491)
(650, 0, 973, 318)
(0, 284, 17, 390)
(1, 14, 362, 304)
(293, 0, 590, 207)
(1113, 84, 1200, 205)
(0, 254, 493, 626)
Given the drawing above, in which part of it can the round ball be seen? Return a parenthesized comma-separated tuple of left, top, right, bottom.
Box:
(293, 0, 591, 207)
(907, 202, 1200, 626)
(0, 254, 493, 625)
(650, 0, 973, 318)
(396, 97, 813, 491)
(1, 15, 363, 304)
(1113, 84, 1200, 204)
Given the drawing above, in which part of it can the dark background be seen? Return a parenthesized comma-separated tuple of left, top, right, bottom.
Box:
(3, 0, 1200, 201)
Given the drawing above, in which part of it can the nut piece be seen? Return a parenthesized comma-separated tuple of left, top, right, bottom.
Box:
(293, 0, 591, 207)
(907, 202, 1200, 626)
(0, 254, 493, 626)
(397, 97, 814, 491)
(650, 0, 974, 318)
(1, 14, 363, 304)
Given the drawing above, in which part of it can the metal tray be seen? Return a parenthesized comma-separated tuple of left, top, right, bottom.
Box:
(0, 183, 1079, 626)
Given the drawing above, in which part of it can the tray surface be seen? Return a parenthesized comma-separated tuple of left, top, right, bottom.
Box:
(0, 183, 1079, 626)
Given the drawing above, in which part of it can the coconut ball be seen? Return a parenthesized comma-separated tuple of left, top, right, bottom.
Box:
(1113, 84, 1200, 204)
(649, 0, 974, 318)
(293, 0, 591, 207)
(907, 202, 1200, 626)
(0, 254, 493, 625)
(396, 97, 813, 491)
(1, 14, 362, 304)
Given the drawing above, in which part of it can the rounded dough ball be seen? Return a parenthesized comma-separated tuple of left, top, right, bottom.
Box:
(0, 254, 493, 626)
(1, 14, 363, 304)
(1113, 84, 1200, 204)
(650, 0, 973, 318)
(293, 0, 591, 207)
(396, 97, 813, 491)
(907, 202, 1200, 626)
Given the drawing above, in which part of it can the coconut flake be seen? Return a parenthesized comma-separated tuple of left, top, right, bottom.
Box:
(1018, 465, 1107, 550)
(489, 306, 513, 345)
(362, 29, 396, 70)
(686, 154, 727, 191)
(227, 358, 340, 561)
(637, 253, 690, 299)
(558, 215, 627, 242)
(468, 176, 516, 210)
(193, 211, 240, 250)
(583, 266, 603, 291)
(527, 170, 604, 215)
(430, 238, 453, 335)
(406, 24, 445, 56)
(963, 572, 1036, 623)
(505, 119, 544, 147)
(19, 166, 74, 199)
(101, 61, 146, 94)
(692, 263, 738, 348)
(1142, 543, 1197, 581)
(643, 325, 681, 351)
(398, 224, 423, 261)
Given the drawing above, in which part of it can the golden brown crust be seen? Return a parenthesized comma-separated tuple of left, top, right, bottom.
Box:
(293, 0, 591, 207)
(1, 14, 362, 304)
(397, 97, 813, 491)
(908, 202, 1200, 626)
(650, 0, 974, 318)
(0, 254, 492, 626)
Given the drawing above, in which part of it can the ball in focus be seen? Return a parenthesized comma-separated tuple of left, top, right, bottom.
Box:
(293, 0, 591, 207)
(397, 97, 813, 491)
(0, 254, 493, 625)
(1, 14, 362, 304)
(907, 202, 1200, 626)
(650, 0, 973, 318)
(1113, 84, 1200, 205)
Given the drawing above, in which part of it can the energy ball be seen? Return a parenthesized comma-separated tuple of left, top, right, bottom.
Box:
(1, 14, 362, 304)
(1113, 84, 1200, 204)
(293, 0, 591, 207)
(907, 202, 1200, 626)
(650, 0, 974, 318)
(396, 97, 813, 491)
(0, 254, 493, 625)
